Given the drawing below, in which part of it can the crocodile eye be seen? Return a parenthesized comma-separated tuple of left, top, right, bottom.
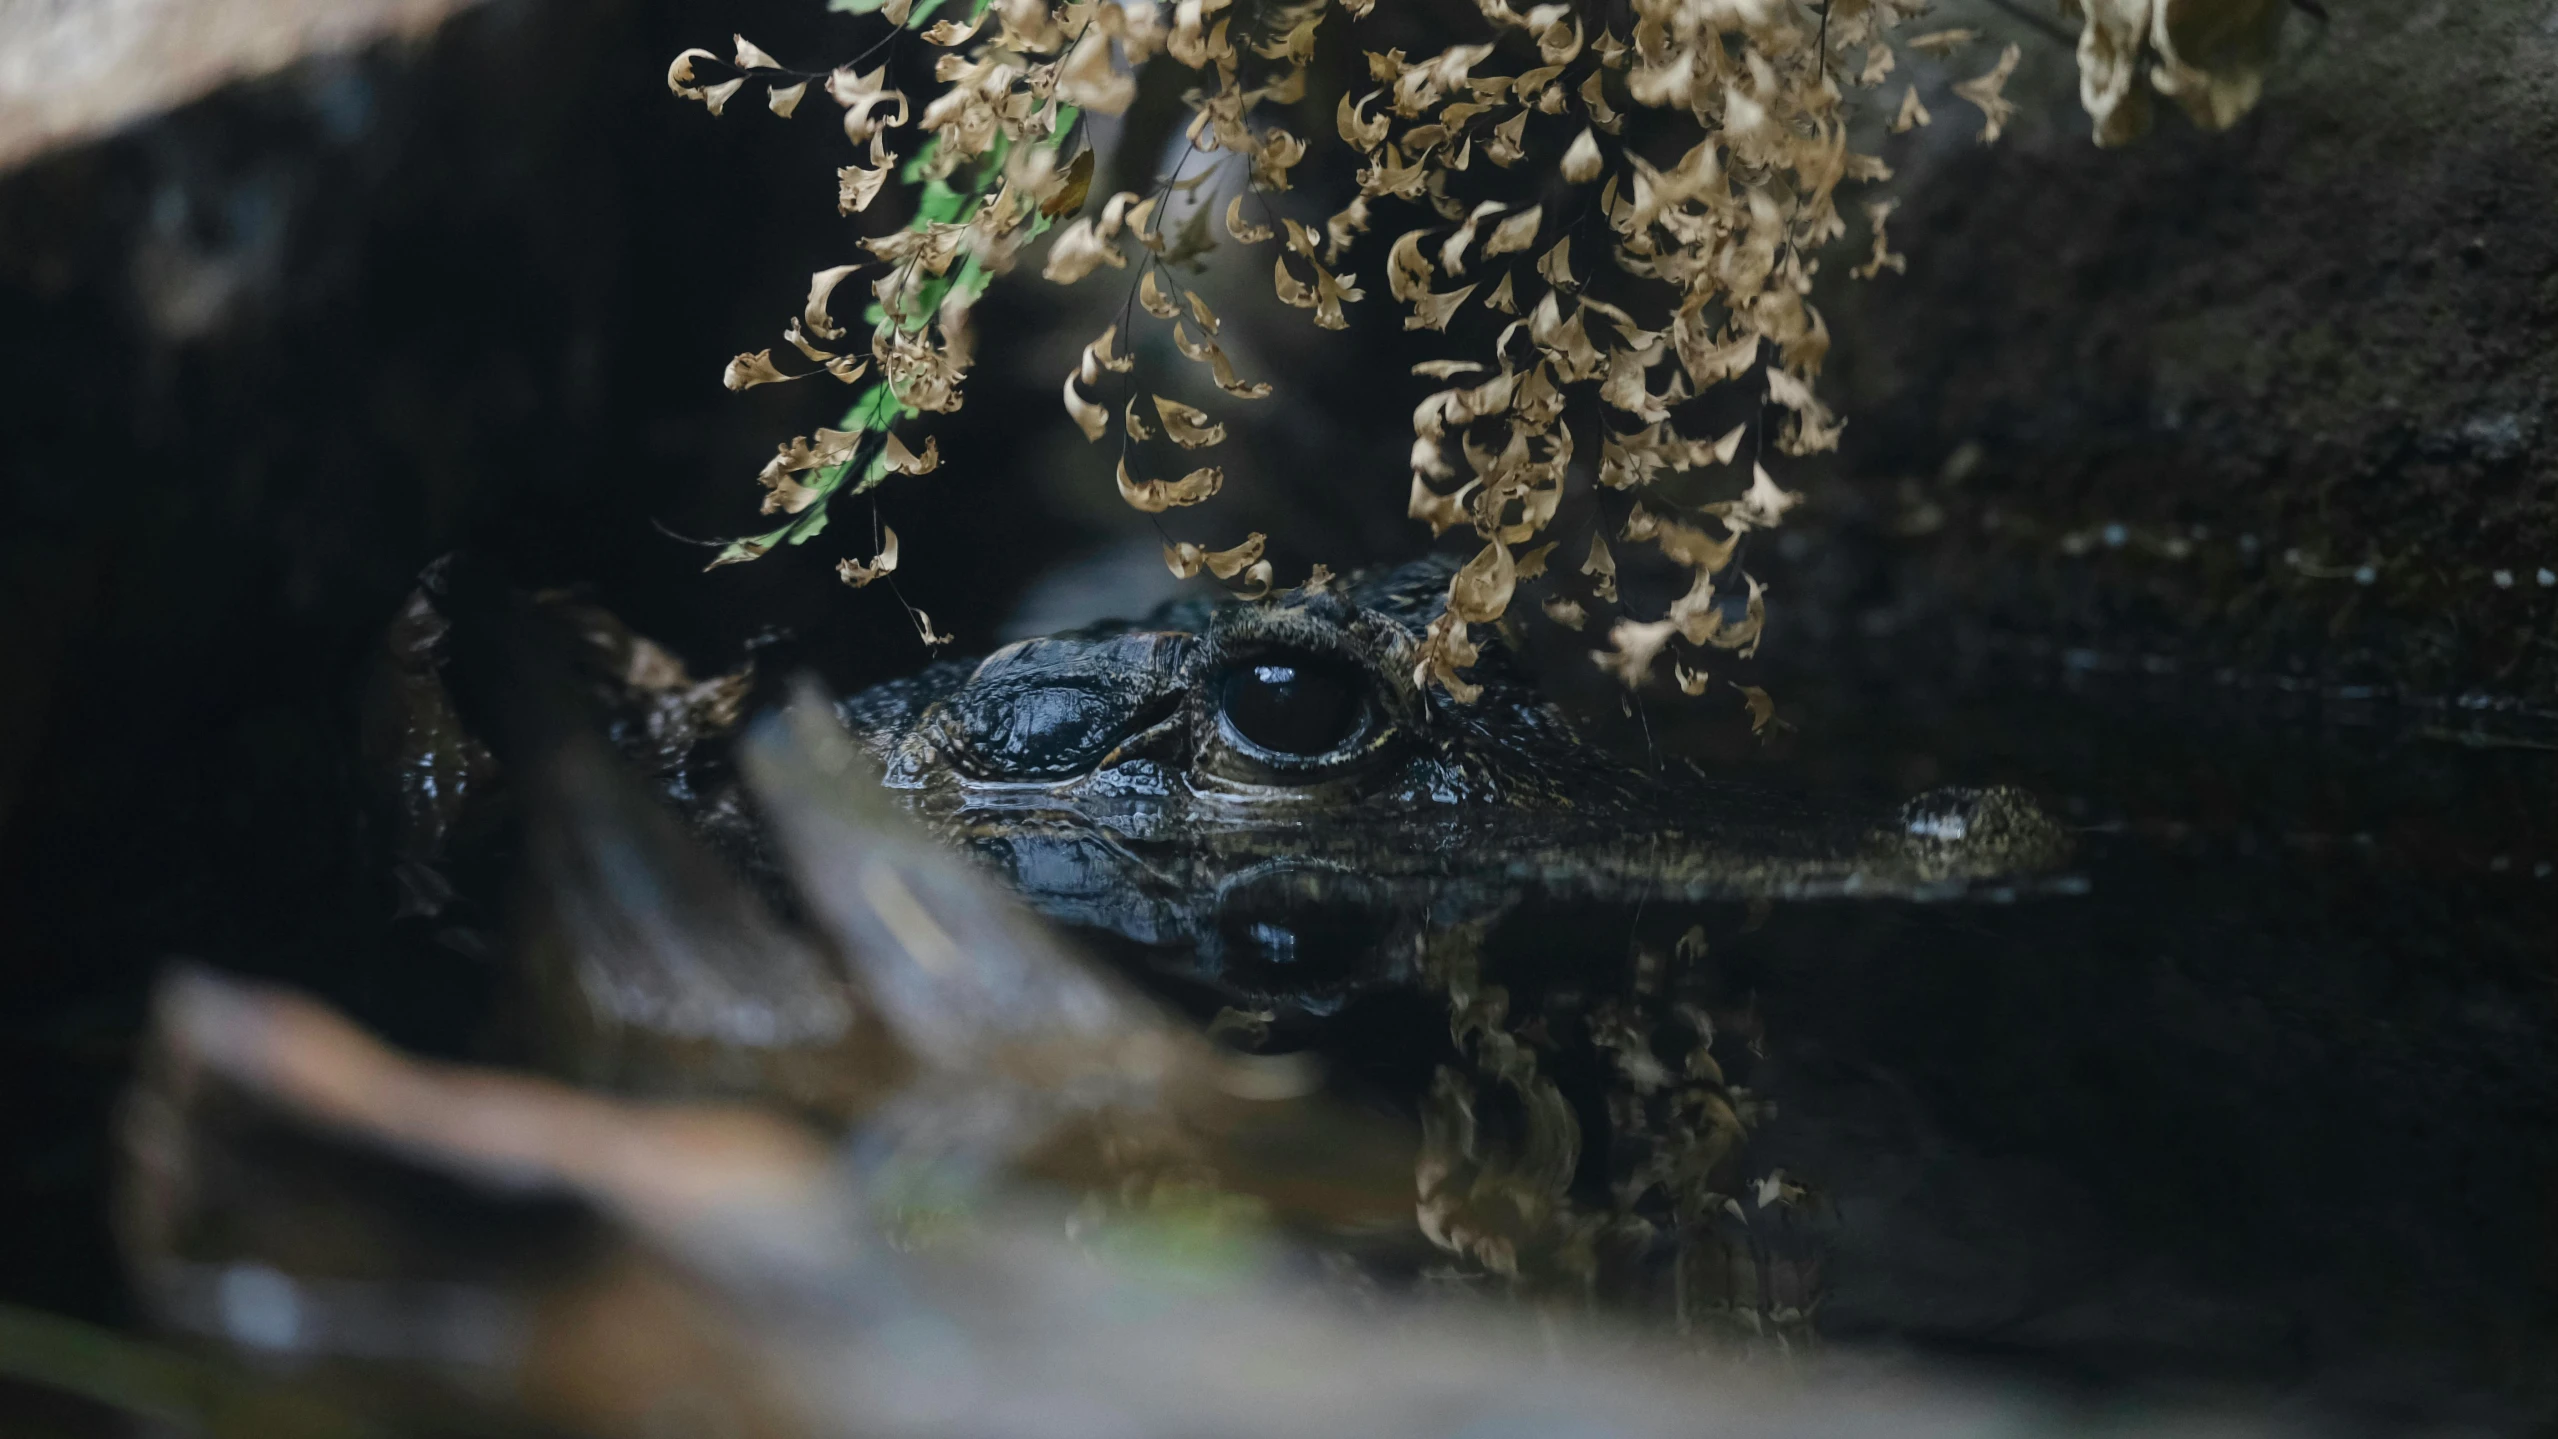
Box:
(1219, 657, 1366, 761)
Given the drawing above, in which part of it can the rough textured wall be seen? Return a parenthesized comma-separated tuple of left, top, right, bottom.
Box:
(1812, 1, 2558, 716)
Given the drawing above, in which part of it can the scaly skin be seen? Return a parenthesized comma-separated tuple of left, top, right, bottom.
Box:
(830, 559, 2075, 1015)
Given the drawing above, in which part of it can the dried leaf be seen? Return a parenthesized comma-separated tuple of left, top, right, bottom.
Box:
(1172, 323, 1273, 399)
(1561, 127, 1603, 182)
(1138, 269, 1181, 319)
(1041, 152, 1095, 222)
(1447, 539, 1516, 624)
(1579, 67, 1619, 128)
(837, 134, 895, 214)
(767, 80, 808, 118)
(1413, 610, 1483, 704)
(1081, 324, 1135, 379)
(1116, 460, 1223, 513)
(733, 34, 780, 69)
(1338, 90, 1391, 152)
(1062, 370, 1109, 441)
(1439, 200, 1503, 277)
(803, 264, 859, 341)
(1891, 83, 1932, 132)
(1322, 197, 1371, 264)
(1674, 661, 1711, 696)
(2135, 0, 2284, 138)
(763, 473, 818, 515)
(1153, 395, 1227, 448)
(723, 350, 799, 390)
(1408, 473, 1473, 535)
(1852, 198, 1905, 280)
(1582, 531, 1617, 603)
(880, 432, 939, 475)
(702, 77, 747, 117)
(783, 319, 832, 363)
(1125, 194, 1164, 249)
(1738, 684, 1777, 734)
(1906, 28, 1980, 57)
(1626, 505, 1738, 573)
(1592, 617, 1677, 688)
(1726, 463, 1803, 531)
(1388, 229, 1435, 302)
(1953, 43, 2023, 144)
(1536, 237, 1575, 291)
(1272, 254, 1316, 310)
(1541, 593, 1587, 630)
(1164, 531, 1268, 580)
(837, 526, 900, 586)
(1224, 196, 1274, 244)
(1312, 268, 1363, 330)
(1405, 283, 1478, 332)
(1412, 360, 1485, 379)
(1043, 218, 1129, 283)
(914, 609, 953, 648)
(666, 48, 718, 99)
(825, 65, 908, 144)
(1482, 205, 1543, 260)
(1711, 423, 1747, 465)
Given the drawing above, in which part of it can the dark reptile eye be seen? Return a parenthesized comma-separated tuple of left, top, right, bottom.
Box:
(1219, 657, 1366, 760)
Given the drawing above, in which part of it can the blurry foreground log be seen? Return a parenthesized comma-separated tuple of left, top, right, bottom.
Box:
(0, 0, 483, 173)
(98, 687, 2237, 1436)
(116, 966, 2205, 1438)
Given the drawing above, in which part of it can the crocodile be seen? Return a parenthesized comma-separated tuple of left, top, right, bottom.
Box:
(824, 559, 2074, 1018)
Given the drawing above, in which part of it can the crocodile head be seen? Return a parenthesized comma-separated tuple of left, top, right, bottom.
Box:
(832, 560, 2074, 1017)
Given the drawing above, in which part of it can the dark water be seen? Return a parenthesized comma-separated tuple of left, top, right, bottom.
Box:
(1660, 658, 2558, 1422)
(1163, 640, 2557, 1423)
(4, 577, 2552, 1434)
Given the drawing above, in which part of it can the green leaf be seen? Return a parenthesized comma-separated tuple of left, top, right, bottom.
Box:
(712, 69, 1077, 561)
(842, 381, 909, 432)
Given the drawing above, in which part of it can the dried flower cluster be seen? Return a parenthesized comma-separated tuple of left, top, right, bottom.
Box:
(669, 0, 2034, 698)
(2062, 0, 2286, 145)
(667, 0, 1170, 629)
(1293, 0, 2023, 702)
